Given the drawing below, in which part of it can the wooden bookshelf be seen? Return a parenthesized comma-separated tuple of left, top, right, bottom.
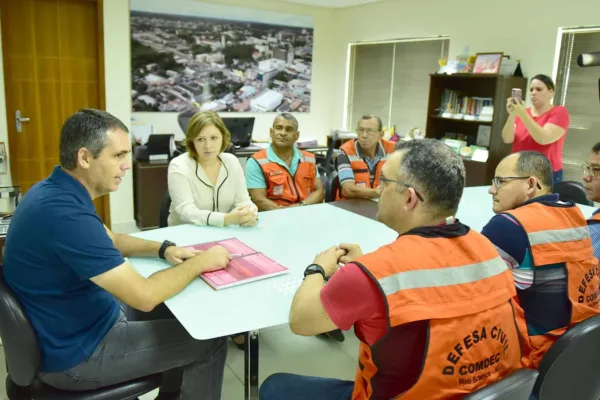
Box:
(425, 73, 527, 186)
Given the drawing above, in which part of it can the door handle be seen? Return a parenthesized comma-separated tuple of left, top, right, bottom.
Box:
(16, 110, 30, 133)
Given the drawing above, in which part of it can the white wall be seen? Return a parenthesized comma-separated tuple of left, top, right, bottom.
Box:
(103, 0, 136, 231)
(328, 0, 600, 130)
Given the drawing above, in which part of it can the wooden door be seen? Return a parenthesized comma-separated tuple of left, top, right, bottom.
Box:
(0, 0, 110, 225)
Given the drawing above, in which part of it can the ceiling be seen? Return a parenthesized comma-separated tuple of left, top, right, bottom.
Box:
(280, 0, 384, 8)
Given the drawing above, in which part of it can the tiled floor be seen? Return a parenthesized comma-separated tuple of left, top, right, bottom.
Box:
(0, 326, 359, 400)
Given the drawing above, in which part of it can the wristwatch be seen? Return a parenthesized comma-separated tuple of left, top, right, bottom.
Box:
(159, 240, 177, 260)
(304, 264, 326, 280)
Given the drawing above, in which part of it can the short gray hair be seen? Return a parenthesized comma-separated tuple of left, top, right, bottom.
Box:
(513, 151, 553, 189)
(60, 109, 129, 170)
(273, 113, 298, 130)
(395, 139, 465, 215)
(359, 115, 382, 131)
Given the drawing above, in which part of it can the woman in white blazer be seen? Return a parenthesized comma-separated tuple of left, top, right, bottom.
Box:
(168, 111, 257, 349)
(168, 111, 257, 228)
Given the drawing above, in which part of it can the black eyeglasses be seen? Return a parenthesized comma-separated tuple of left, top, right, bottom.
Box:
(491, 176, 542, 189)
(379, 176, 425, 201)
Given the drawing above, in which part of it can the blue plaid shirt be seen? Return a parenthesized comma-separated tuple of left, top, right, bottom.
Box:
(589, 208, 600, 261)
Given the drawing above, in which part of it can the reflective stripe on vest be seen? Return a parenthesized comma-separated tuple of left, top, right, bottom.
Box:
(300, 155, 316, 164)
(378, 256, 508, 296)
(527, 226, 590, 246)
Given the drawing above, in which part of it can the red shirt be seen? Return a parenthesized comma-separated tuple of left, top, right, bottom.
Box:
(511, 105, 570, 172)
(320, 263, 426, 393)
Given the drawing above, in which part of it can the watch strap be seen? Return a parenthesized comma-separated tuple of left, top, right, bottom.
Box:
(159, 240, 176, 260)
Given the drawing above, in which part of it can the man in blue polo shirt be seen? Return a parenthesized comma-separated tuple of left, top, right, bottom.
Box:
(583, 142, 600, 259)
(3, 109, 231, 400)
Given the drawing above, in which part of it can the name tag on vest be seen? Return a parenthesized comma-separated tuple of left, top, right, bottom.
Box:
(356, 182, 366, 188)
(269, 171, 283, 176)
(273, 185, 284, 195)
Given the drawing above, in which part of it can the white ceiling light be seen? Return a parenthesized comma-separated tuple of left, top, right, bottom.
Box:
(280, 0, 384, 8)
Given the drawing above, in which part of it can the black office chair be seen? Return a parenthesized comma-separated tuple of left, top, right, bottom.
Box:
(325, 170, 340, 203)
(531, 314, 600, 400)
(159, 191, 171, 228)
(0, 268, 161, 400)
(553, 181, 594, 206)
(318, 130, 339, 176)
(464, 369, 538, 400)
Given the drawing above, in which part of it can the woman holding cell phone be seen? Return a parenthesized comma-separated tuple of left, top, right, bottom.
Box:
(501, 74, 570, 184)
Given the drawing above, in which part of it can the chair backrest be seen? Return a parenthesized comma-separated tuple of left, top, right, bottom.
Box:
(0, 267, 41, 386)
(321, 130, 339, 176)
(325, 170, 340, 203)
(554, 181, 594, 206)
(532, 314, 600, 400)
(159, 191, 172, 228)
(177, 107, 197, 135)
(464, 369, 538, 400)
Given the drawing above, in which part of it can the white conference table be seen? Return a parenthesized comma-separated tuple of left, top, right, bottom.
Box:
(129, 202, 397, 399)
(129, 186, 598, 399)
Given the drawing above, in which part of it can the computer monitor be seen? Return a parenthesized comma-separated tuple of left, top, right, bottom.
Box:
(222, 117, 255, 148)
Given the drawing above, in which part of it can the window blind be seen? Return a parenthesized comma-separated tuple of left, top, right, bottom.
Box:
(391, 39, 449, 135)
(347, 43, 394, 130)
(346, 37, 449, 133)
(554, 28, 600, 181)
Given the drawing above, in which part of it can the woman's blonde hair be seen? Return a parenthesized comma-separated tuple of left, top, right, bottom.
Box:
(185, 111, 232, 158)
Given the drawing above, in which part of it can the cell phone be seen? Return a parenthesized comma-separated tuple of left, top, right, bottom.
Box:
(512, 88, 522, 103)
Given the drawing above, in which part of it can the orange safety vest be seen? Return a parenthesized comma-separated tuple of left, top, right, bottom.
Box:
(352, 225, 521, 400)
(504, 202, 600, 369)
(251, 149, 316, 206)
(336, 139, 396, 200)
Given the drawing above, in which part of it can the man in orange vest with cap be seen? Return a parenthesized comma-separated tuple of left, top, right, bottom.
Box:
(335, 115, 396, 200)
(246, 113, 324, 211)
(259, 139, 522, 400)
(583, 142, 600, 261)
(482, 150, 600, 369)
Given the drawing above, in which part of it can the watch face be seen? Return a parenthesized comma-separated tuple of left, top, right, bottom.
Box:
(304, 264, 323, 276)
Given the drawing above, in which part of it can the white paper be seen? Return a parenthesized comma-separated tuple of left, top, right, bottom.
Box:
(472, 149, 489, 162)
(131, 123, 153, 145)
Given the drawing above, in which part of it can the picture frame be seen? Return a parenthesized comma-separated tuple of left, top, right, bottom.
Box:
(473, 52, 504, 74)
(0, 142, 7, 175)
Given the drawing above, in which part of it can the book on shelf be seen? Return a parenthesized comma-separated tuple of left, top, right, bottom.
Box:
(439, 90, 493, 121)
(184, 238, 289, 290)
